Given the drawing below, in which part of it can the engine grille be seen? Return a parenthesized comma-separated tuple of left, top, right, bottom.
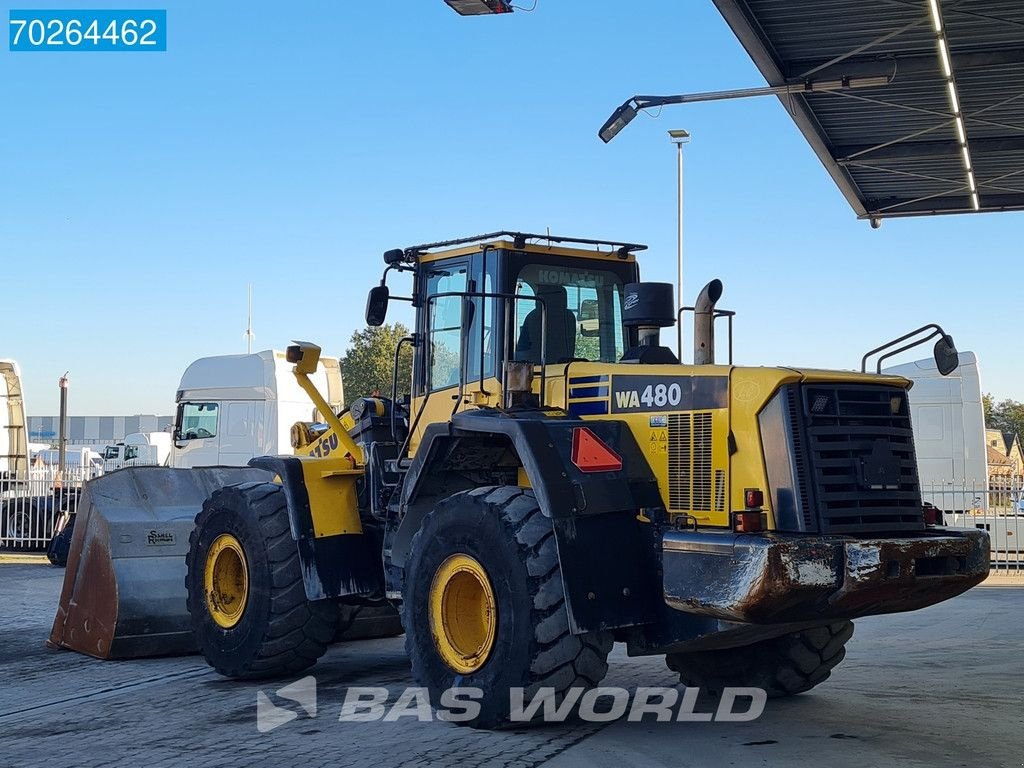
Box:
(668, 412, 713, 512)
(799, 384, 923, 534)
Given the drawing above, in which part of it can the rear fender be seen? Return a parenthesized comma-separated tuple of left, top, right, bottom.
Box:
(392, 409, 664, 633)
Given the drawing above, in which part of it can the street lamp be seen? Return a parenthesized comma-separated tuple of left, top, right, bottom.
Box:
(597, 76, 892, 144)
(668, 129, 689, 359)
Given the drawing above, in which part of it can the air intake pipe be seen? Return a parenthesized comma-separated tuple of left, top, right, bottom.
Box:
(693, 279, 723, 365)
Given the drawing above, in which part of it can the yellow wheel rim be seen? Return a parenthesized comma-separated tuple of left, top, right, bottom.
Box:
(204, 533, 249, 629)
(429, 554, 497, 675)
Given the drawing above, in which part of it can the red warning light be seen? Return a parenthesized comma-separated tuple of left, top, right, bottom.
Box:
(571, 427, 623, 473)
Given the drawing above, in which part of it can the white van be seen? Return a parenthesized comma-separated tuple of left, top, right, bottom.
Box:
(883, 351, 987, 513)
(171, 350, 343, 468)
(34, 447, 103, 475)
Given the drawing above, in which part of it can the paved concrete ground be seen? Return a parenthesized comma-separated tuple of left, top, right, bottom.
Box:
(1, 561, 1021, 768)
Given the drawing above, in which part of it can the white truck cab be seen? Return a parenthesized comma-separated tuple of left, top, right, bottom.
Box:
(884, 351, 987, 513)
(101, 432, 173, 471)
(172, 350, 343, 468)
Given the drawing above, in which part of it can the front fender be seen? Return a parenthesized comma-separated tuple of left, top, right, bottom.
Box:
(249, 455, 381, 601)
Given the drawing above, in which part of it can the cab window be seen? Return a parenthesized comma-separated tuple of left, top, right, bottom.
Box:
(176, 402, 218, 440)
(513, 264, 627, 364)
(426, 264, 469, 391)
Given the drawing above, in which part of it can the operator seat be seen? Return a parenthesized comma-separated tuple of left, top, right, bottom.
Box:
(516, 285, 577, 364)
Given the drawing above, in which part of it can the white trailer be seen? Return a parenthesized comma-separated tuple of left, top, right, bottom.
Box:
(883, 351, 987, 513)
(171, 350, 343, 468)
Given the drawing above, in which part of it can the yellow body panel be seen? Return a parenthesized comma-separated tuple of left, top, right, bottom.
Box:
(409, 376, 503, 455)
(288, 331, 914, 536)
(295, 456, 364, 537)
(445, 361, 914, 531)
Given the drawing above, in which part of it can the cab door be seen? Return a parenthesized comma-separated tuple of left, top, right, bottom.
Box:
(172, 401, 221, 467)
(409, 259, 470, 454)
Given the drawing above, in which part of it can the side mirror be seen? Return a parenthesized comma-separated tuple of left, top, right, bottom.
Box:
(579, 298, 600, 338)
(366, 285, 390, 326)
(934, 334, 959, 376)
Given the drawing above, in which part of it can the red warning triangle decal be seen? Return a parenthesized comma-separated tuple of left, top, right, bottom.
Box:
(571, 427, 623, 473)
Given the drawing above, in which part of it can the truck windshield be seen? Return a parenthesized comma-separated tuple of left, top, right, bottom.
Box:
(513, 263, 627, 364)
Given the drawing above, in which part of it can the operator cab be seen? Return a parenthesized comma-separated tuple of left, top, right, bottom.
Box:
(365, 232, 648, 450)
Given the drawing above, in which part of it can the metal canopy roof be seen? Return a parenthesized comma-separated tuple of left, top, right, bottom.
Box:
(712, 0, 1024, 221)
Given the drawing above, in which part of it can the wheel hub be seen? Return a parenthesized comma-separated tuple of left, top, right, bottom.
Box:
(204, 533, 249, 629)
(429, 554, 497, 674)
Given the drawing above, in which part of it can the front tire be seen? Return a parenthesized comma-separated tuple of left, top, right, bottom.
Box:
(666, 621, 854, 698)
(403, 486, 613, 729)
(185, 481, 337, 679)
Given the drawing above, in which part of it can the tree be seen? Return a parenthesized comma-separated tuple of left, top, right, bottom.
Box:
(341, 324, 413, 402)
(984, 394, 1024, 442)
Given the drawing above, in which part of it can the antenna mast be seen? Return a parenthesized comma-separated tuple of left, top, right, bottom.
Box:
(245, 283, 255, 354)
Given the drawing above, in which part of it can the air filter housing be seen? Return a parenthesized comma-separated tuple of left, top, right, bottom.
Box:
(622, 283, 675, 328)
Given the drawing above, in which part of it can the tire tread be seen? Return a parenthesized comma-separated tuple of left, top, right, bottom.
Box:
(186, 482, 336, 680)
(666, 620, 854, 698)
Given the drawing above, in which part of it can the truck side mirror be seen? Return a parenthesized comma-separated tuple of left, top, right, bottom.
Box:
(934, 334, 959, 376)
(366, 285, 390, 326)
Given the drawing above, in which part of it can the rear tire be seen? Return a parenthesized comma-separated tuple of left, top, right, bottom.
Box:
(666, 621, 854, 698)
(403, 486, 613, 729)
(186, 481, 337, 679)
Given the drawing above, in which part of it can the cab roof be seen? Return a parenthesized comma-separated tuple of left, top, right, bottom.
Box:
(405, 231, 647, 264)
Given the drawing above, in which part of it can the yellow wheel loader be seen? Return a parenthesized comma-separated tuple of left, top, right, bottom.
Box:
(51, 232, 989, 729)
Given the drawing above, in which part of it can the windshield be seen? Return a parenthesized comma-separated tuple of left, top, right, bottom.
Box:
(512, 263, 627, 364)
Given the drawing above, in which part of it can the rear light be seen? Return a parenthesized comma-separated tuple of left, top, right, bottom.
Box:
(923, 503, 942, 526)
(744, 488, 764, 509)
(733, 511, 764, 533)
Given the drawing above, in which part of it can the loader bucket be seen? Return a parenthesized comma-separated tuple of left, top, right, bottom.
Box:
(48, 465, 273, 660)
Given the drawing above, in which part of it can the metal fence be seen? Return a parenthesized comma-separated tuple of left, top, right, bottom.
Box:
(0, 466, 94, 551)
(924, 476, 1024, 570)
(5, 463, 1021, 567)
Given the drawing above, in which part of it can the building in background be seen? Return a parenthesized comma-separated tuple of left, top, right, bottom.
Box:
(28, 415, 173, 447)
(986, 429, 1023, 477)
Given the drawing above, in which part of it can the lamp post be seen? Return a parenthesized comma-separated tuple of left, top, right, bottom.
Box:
(668, 129, 690, 359)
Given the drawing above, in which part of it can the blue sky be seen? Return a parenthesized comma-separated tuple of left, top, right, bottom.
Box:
(2, 0, 1020, 416)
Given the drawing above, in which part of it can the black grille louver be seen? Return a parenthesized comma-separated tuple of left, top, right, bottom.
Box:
(668, 412, 714, 513)
(798, 384, 923, 535)
(786, 390, 815, 530)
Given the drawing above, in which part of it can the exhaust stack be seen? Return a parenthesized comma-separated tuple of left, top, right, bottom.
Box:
(694, 279, 723, 365)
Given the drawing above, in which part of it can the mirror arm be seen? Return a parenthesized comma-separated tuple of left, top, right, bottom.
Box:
(861, 323, 944, 373)
(873, 331, 942, 374)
